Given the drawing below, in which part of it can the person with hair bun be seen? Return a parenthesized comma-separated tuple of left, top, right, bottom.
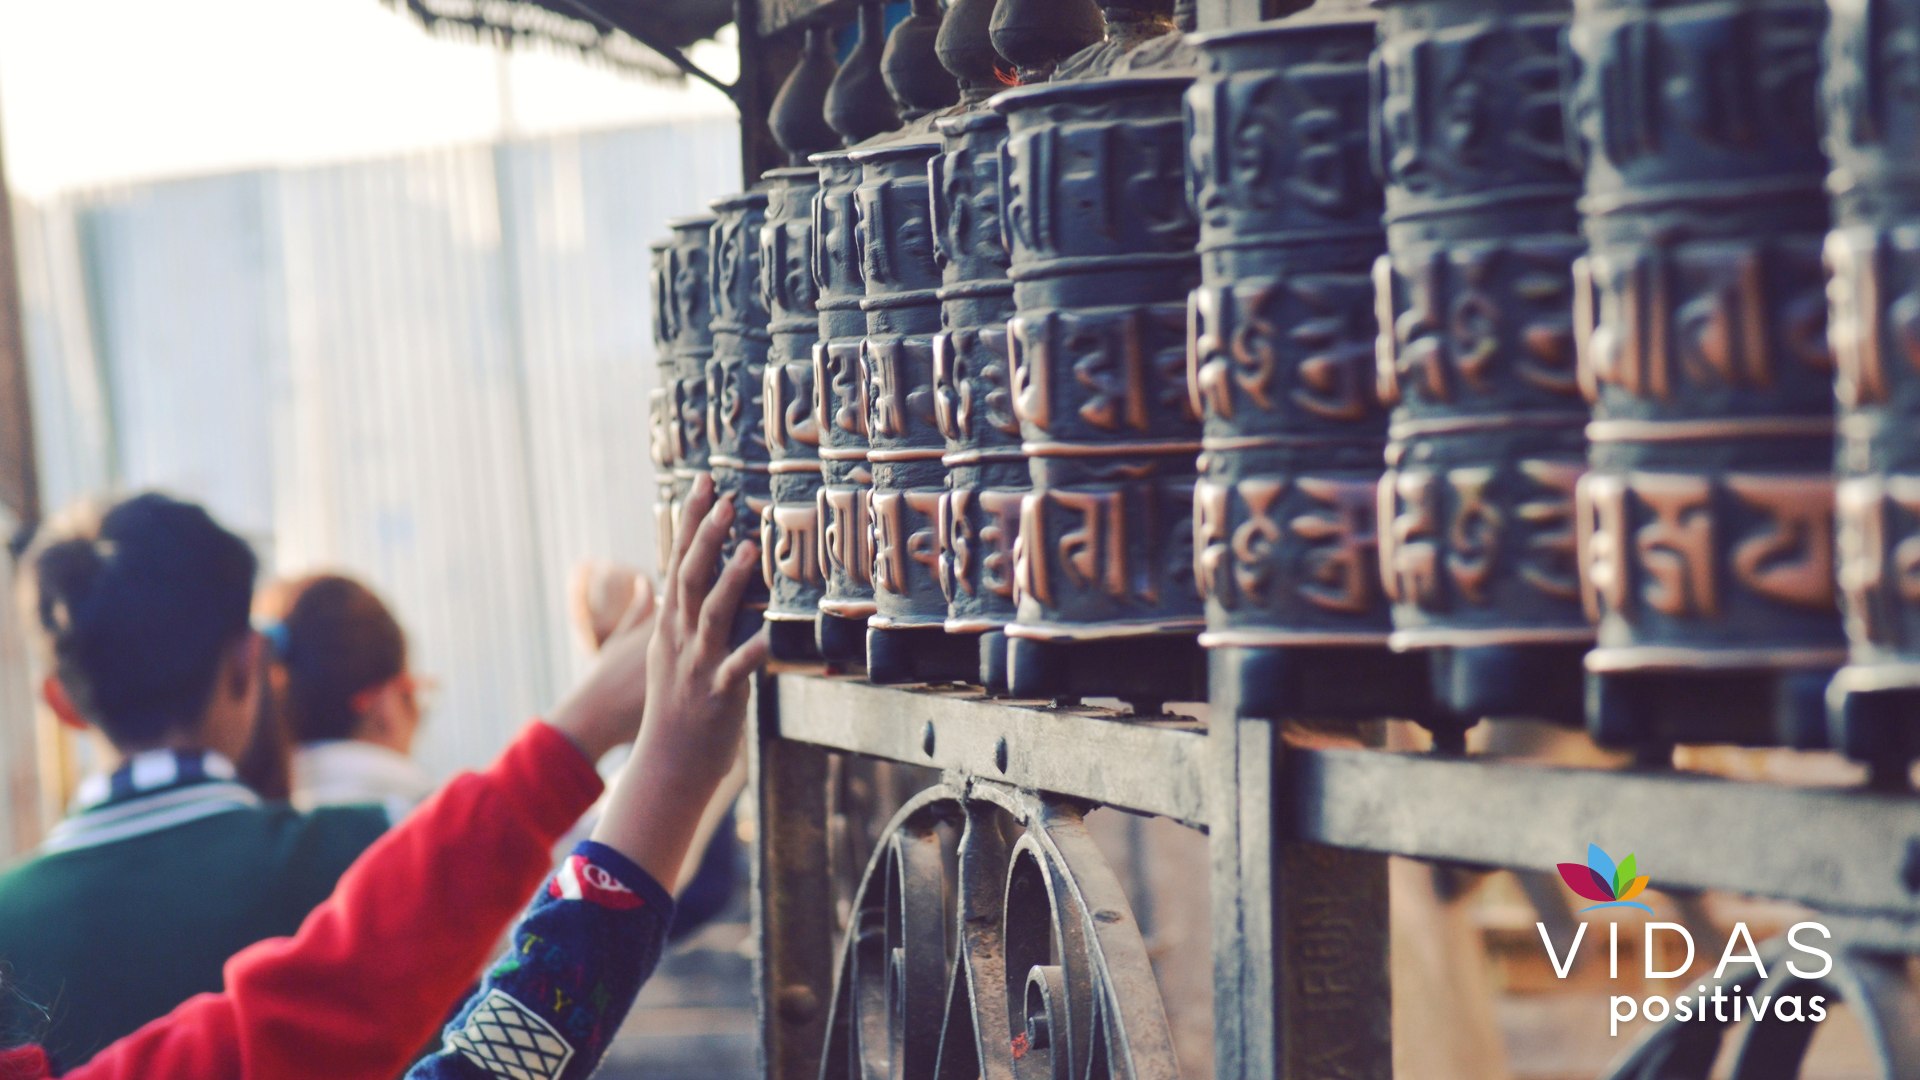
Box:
(261, 574, 436, 818)
(0, 494, 388, 1065)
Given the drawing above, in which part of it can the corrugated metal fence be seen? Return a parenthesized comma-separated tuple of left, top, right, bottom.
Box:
(12, 118, 741, 787)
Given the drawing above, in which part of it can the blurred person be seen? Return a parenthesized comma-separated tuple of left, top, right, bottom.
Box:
(0, 494, 390, 1065)
(263, 574, 436, 818)
(0, 476, 768, 1080)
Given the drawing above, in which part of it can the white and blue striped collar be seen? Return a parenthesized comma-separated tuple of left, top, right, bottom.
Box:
(45, 750, 260, 856)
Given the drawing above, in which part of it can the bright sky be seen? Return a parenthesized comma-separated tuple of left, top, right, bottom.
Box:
(0, 0, 738, 199)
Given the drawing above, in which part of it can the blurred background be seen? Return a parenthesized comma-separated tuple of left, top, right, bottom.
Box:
(2, 0, 741, 791)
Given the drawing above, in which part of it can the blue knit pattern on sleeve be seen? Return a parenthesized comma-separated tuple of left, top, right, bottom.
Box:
(407, 841, 675, 1080)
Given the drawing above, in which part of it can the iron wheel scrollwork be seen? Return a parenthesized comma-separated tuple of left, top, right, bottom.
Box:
(819, 783, 1181, 1080)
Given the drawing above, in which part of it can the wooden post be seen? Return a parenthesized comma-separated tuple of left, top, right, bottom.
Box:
(0, 102, 44, 856)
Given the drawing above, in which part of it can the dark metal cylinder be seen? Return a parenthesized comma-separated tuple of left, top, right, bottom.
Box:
(1568, 0, 1838, 749)
(994, 74, 1206, 701)
(811, 150, 877, 661)
(1827, 0, 1920, 770)
(852, 139, 959, 682)
(1371, 0, 1591, 726)
(664, 215, 716, 533)
(1187, 15, 1430, 722)
(760, 168, 827, 661)
(933, 110, 1027, 692)
(649, 237, 679, 564)
(708, 192, 774, 640)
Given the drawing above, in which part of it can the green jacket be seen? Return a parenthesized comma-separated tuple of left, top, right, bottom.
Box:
(0, 750, 387, 1068)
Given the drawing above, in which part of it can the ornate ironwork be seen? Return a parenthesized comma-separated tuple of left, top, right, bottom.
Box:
(933, 109, 1025, 692)
(1370, 0, 1592, 728)
(1568, 0, 1840, 750)
(1825, 0, 1920, 775)
(812, 148, 879, 662)
(994, 74, 1207, 702)
(762, 168, 829, 660)
(815, 784, 1180, 1078)
(1185, 13, 1433, 724)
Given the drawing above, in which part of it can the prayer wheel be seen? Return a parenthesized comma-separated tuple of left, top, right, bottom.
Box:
(995, 73, 1207, 703)
(812, 149, 878, 662)
(665, 215, 716, 537)
(858, 139, 977, 683)
(933, 109, 1026, 693)
(760, 168, 828, 661)
(1371, 0, 1591, 728)
(1186, 13, 1434, 724)
(649, 237, 679, 565)
(708, 192, 774, 643)
(1569, 0, 1840, 749)
(1827, 0, 1920, 772)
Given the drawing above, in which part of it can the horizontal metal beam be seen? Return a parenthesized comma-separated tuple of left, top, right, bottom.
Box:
(772, 674, 1211, 828)
(1288, 747, 1920, 921)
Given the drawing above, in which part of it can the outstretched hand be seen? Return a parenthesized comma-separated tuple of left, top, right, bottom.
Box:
(591, 474, 769, 889)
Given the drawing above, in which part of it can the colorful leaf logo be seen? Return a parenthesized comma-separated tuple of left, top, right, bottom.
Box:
(1556, 844, 1651, 912)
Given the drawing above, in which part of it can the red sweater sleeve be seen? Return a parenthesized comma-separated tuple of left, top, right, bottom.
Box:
(33, 721, 603, 1080)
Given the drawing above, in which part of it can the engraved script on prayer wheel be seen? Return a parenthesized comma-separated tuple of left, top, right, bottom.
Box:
(1825, 0, 1920, 770)
(760, 168, 827, 661)
(707, 192, 773, 642)
(993, 74, 1207, 703)
(1187, 15, 1433, 724)
(650, 237, 679, 565)
(812, 150, 877, 662)
(1371, 0, 1590, 727)
(934, 109, 1026, 693)
(1568, 0, 1840, 749)
(855, 139, 972, 683)
(665, 215, 716, 532)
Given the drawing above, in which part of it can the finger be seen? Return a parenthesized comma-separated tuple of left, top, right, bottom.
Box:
(675, 491, 736, 621)
(714, 627, 771, 689)
(614, 573, 657, 638)
(697, 540, 760, 647)
(662, 475, 715, 614)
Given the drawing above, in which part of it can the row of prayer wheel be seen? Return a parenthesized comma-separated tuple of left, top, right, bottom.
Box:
(644, 0, 1920, 771)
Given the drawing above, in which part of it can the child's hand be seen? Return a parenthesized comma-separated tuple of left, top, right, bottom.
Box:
(547, 567, 657, 762)
(639, 474, 769, 790)
(591, 475, 768, 889)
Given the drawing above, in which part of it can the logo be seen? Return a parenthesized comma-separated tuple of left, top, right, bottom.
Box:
(1556, 843, 1652, 914)
(549, 854, 645, 911)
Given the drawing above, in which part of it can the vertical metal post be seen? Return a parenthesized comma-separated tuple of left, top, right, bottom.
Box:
(1213, 694, 1391, 1078)
(748, 673, 837, 1079)
(734, 1, 801, 188)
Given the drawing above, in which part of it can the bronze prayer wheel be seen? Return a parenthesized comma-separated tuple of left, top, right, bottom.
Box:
(649, 236, 679, 566)
(933, 109, 1027, 693)
(707, 192, 774, 643)
(994, 74, 1207, 703)
(812, 149, 878, 662)
(1186, 14, 1434, 725)
(1568, 0, 1840, 749)
(664, 215, 717, 538)
(760, 168, 828, 661)
(1371, 0, 1591, 727)
(1827, 0, 1920, 771)
(855, 139, 973, 684)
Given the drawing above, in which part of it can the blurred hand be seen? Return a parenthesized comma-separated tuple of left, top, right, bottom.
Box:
(568, 559, 642, 655)
(547, 567, 657, 762)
